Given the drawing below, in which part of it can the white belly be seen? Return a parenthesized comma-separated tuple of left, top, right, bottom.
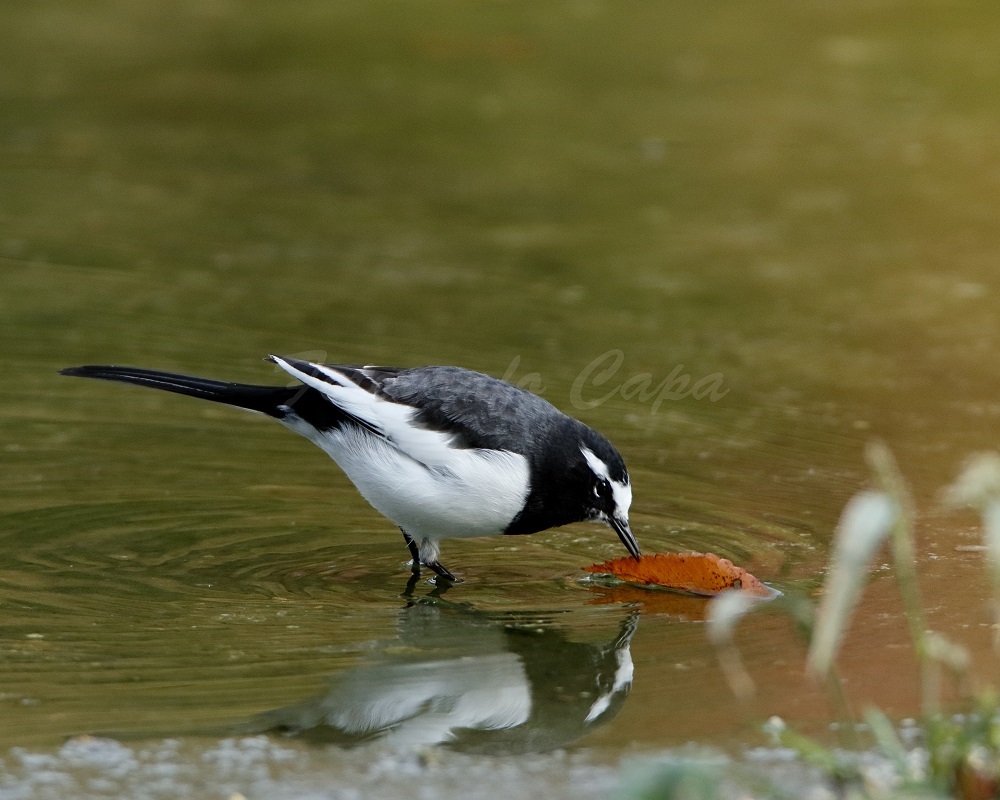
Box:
(282, 419, 531, 541)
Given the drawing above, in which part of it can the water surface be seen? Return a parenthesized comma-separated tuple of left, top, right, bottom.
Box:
(3, 1, 1000, 796)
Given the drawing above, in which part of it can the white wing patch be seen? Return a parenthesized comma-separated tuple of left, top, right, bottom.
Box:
(272, 356, 461, 467)
(273, 356, 531, 541)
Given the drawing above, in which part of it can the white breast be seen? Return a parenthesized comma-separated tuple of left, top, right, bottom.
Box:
(281, 417, 531, 541)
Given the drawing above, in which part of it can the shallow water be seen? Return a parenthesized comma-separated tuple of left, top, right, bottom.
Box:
(3, 1, 1000, 796)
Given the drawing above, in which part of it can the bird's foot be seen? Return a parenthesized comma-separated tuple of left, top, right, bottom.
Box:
(400, 564, 458, 600)
(427, 560, 461, 584)
(402, 558, 461, 584)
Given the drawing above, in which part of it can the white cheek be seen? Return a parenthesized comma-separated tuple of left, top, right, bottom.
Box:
(611, 480, 632, 516)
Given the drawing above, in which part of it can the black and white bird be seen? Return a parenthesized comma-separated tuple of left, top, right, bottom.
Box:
(60, 356, 639, 582)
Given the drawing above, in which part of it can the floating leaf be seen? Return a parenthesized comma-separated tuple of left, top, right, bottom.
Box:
(585, 552, 774, 598)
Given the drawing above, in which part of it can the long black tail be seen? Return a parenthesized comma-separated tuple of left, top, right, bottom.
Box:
(59, 365, 298, 418)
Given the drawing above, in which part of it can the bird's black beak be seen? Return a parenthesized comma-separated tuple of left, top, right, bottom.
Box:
(610, 516, 641, 561)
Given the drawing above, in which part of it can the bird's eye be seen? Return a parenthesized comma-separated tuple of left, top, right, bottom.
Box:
(592, 479, 612, 504)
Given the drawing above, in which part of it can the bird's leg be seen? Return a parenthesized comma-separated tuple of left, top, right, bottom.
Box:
(400, 529, 461, 584)
(400, 529, 421, 574)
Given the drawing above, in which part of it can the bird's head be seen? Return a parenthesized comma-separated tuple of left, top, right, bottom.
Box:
(579, 442, 640, 561)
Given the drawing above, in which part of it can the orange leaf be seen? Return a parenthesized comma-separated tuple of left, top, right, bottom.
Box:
(585, 552, 773, 598)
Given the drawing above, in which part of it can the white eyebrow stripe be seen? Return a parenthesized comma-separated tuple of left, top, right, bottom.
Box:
(580, 446, 610, 480)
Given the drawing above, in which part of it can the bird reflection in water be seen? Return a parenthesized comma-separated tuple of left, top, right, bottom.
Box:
(247, 599, 639, 754)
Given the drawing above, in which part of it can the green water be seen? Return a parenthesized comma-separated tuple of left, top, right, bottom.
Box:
(3, 1, 1000, 796)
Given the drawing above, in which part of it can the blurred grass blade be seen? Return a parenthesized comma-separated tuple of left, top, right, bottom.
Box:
(768, 721, 860, 783)
(706, 590, 758, 702)
(923, 631, 971, 675)
(984, 500, 1000, 648)
(864, 707, 909, 774)
(944, 454, 1000, 650)
(943, 452, 1000, 510)
(985, 501, 1000, 582)
(807, 491, 897, 678)
(619, 757, 723, 800)
(866, 441, 926, 656)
